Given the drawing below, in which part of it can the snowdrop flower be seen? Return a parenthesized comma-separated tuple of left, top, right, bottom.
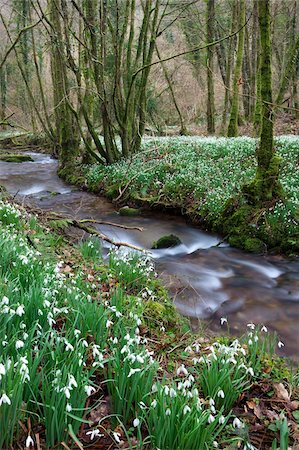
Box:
(152, 384, 158, 393)
(26, 435, 34, 447)
(217, 389, 225, 398)
(177, 364, 188, 376)
(128, 368, 141, 378)
(2, 296, 9, 305)
(169, 387, 176, 398)
(85, 385, 96, 396)
(208, 414, 215, 423)
(66, 403, 72, 412)
(165, 408, 171, 416)
(68, 374, 78, 389)
(278, 341, 285, 348)
(113, 432, 121, 443)
(106, 320, 113, 328)
(16, 340, 24, 349)
(247, 367, 254, 376)
(86, 429, 102, 440)
(261, 325, 268, 333)
(248, 339, 253, 346)
(183, 405, 191, 415)
(0, 363, 6, 376)
(220, 317, 227, 325)
(233, 417, 243, 428)
(133, 418, 140, 427)
(151, 399, 157, 408)
(65, 341, 74, 352)
(219, 415, 225, 424)
(213, 442, 219, 448)
(247, 323, 255, 330)
(0, 393, 11, 405)
(15, 305, 25, 316)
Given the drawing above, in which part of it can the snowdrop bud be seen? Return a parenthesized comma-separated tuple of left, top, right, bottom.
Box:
(208, 414, 215, 424)
(165, 408, 171, 416)
(220, 317, 227, 325)
(217, 389, 225, 398)
(133, 418, 140, 427)
(278, 341, 285, 348)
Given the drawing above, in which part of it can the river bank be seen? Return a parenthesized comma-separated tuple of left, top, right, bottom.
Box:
(77, 136, 299, 256)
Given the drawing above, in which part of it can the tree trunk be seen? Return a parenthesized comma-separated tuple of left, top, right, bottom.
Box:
(250, 0, 258, 121)
(48, 0, 79, 168)
(227, 0, 245, 137)
(0, 66, 7, 130)
(244, 0, 283, 205)
(206, 0, 215, 134)
(221, 1, 238, 132)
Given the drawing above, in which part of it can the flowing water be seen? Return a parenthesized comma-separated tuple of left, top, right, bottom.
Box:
(1, 152, 298, 360)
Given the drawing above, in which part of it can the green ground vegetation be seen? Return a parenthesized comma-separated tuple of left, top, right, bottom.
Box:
(85, 136, 299, 255)
(0, 194, 298, 449)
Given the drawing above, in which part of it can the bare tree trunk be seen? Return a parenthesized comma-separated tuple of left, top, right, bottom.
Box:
(155, 45, 187, 135)
(0, 66, 7, 130)
(206, 0, 215, 134)
(227, 0, 245, 137)
(250, 0, 258, 121)
(221, 1, 238, 132)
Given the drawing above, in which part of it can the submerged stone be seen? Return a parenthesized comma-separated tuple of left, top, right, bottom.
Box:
(119, 206, 141, 216)
(0, 154, 34, 163)
(152, 234, 182, 249)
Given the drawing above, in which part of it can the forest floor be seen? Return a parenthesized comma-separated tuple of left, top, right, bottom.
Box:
(0, 188, 298, 449)
(83, 135, 299, 256)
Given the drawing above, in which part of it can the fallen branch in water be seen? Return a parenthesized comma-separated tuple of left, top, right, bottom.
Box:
(72, 220, 145, 252)
(79, 218, 144, 232)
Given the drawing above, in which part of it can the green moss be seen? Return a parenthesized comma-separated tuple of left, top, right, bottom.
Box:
(244, 237, 266, 253)
(0, 154, 34, 163)
(152, 234, 182, 249)
(243, 154, 284, 205)
(119, 206, 141, 216)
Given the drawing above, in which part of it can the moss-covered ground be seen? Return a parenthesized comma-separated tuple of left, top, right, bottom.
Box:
(84, 136, 299, 255)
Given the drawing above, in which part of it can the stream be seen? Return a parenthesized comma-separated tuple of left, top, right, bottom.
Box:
(1, 152, 299, 361)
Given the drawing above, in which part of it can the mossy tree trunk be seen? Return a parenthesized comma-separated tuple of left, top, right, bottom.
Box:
(227, 0, 245, 137)
(243, 0, 283, 205)
(206, 0, 215, 134)
(48, 0, 80, 169)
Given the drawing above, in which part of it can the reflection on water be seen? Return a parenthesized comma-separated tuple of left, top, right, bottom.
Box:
(1, 152, 298, 360)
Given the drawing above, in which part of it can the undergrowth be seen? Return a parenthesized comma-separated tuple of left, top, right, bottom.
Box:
(0, 198, 298, 449)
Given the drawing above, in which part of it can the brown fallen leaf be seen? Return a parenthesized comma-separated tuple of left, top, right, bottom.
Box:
(273, 383, 290, 402)
(265, 409, 280, 421)
(246, 400, 263, 419)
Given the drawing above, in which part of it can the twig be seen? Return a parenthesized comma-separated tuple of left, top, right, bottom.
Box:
(73, 220, 147, 252)
(79, 219, 144, 232)
(114, 166, 154, 202)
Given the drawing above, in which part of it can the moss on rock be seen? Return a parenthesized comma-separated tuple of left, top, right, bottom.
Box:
(0, 154, 34, 163)
(119, 206, 141, 216)
(152, 234, 182, 249)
